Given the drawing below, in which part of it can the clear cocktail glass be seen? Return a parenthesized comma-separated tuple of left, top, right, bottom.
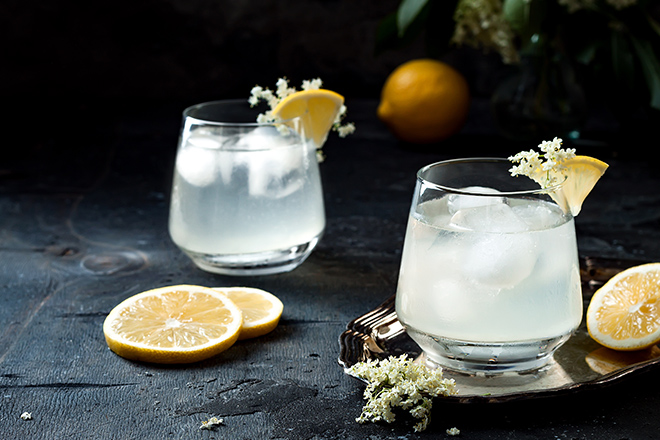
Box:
(395, 158, 582, 373)
(168, 100, 325, 275)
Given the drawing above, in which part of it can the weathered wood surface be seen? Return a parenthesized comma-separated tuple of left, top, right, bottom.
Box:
(1, 100, 660, 439)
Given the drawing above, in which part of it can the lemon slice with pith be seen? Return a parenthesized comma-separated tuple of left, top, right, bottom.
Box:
(272, 89, 344, 148)
(213, 287, 284, 340)
(103, 285, 243, 364)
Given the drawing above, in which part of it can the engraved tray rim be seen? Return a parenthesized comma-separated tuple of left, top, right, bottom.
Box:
(338, 256, 660, 404)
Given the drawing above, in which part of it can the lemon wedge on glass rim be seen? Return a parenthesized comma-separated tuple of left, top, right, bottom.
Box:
(212, 287, 284, 340)
(533, 155, 609, 216)
(587, 263, 660, 351)
(103, 285, 243, 364)
(272, 89, 345, 149)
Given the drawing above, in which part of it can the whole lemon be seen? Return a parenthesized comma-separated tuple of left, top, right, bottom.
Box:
(377, 59, 470, 144)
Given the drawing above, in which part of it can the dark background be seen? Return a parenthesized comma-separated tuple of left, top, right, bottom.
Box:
(4, 1, 432, 106)
(2, 5, 660, 439)
(0, 0, 428, 171)
(2, 1, 519, 121)
(2, 0, 657, 165)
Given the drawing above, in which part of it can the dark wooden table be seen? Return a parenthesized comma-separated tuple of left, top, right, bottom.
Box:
(2, 99, 659, 439)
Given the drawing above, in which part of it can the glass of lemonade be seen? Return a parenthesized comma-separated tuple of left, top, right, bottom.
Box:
(395, 158, 582, 373)
(168, 100, 325, 276)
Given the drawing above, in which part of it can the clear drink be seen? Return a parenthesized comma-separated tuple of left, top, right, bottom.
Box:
(395, 159, 582, 373)
(168, 101, 325, 275)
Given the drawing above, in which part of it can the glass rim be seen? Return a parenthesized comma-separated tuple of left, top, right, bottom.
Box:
(417, 157, 566, 196)
(182, 99, 305, 127)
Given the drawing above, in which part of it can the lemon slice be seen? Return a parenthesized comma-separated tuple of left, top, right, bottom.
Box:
(586, 263, 660, 351)
(543, 155, 608, 216)
(272, 89, 344, 148)
(103, 285, 243, 364)
(212, 287, 283, 340)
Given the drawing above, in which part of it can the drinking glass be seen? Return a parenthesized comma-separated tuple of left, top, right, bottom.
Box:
(168, 100, 325, 275)
(395, 158, 582, 373)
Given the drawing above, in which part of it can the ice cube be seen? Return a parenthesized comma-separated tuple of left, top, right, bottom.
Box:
(449, 203, 529, 233)
(176, 140, 219, 187)
(447, 186, 504, 215)
(239, 138, 305, 199)
(238, 150, 270, 196)
(448, 203, 539, 288)
(236, 126, 291, 150)
(461, 232, 538, 289)
(187, 132, 222, 149)
(511, 202, 563, 230)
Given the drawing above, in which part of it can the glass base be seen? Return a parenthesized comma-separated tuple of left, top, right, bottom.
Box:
(405, 326, 574, 373)
(180, 233, 322, 276)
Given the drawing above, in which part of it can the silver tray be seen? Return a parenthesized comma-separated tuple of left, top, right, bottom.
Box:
(338, 256, 660, 403)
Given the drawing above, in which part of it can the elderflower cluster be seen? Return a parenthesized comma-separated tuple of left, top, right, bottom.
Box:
(451, 0, 519, 64)
(199, 416, 223, 430)
(508, 137, 576, 187)
(248, 77, 355, 137)
(447, 427, 461, 436)
(347, 355, 457, 432)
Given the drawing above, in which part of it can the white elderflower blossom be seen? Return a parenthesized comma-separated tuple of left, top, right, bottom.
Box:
(347, 355, 458, 432)
(275, 77, 296, 99)
(508, 137, 576, 187)
(336, 122, 356, 138)
(447, 426, 461, 436)
(20, 412, 32, 421)
(199, 416, 223, 430)
(301, 78, 323, 90)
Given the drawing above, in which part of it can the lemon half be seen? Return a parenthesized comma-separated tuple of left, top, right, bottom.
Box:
(587, 263, 660, 351)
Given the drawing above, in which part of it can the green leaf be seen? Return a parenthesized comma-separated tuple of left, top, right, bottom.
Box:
(630, 36, 660, 110)
(374, 8, 428, 55)
(397, 0, 429, 37)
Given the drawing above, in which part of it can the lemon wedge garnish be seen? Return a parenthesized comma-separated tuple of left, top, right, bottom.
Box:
(556, 155, 608, 216)
(103, 285, 243, 364)
(213, 287, 284, 340)
(587, 263, 660, 351)
(272, 89, 344, 148)
(531, 155, 608, 216)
